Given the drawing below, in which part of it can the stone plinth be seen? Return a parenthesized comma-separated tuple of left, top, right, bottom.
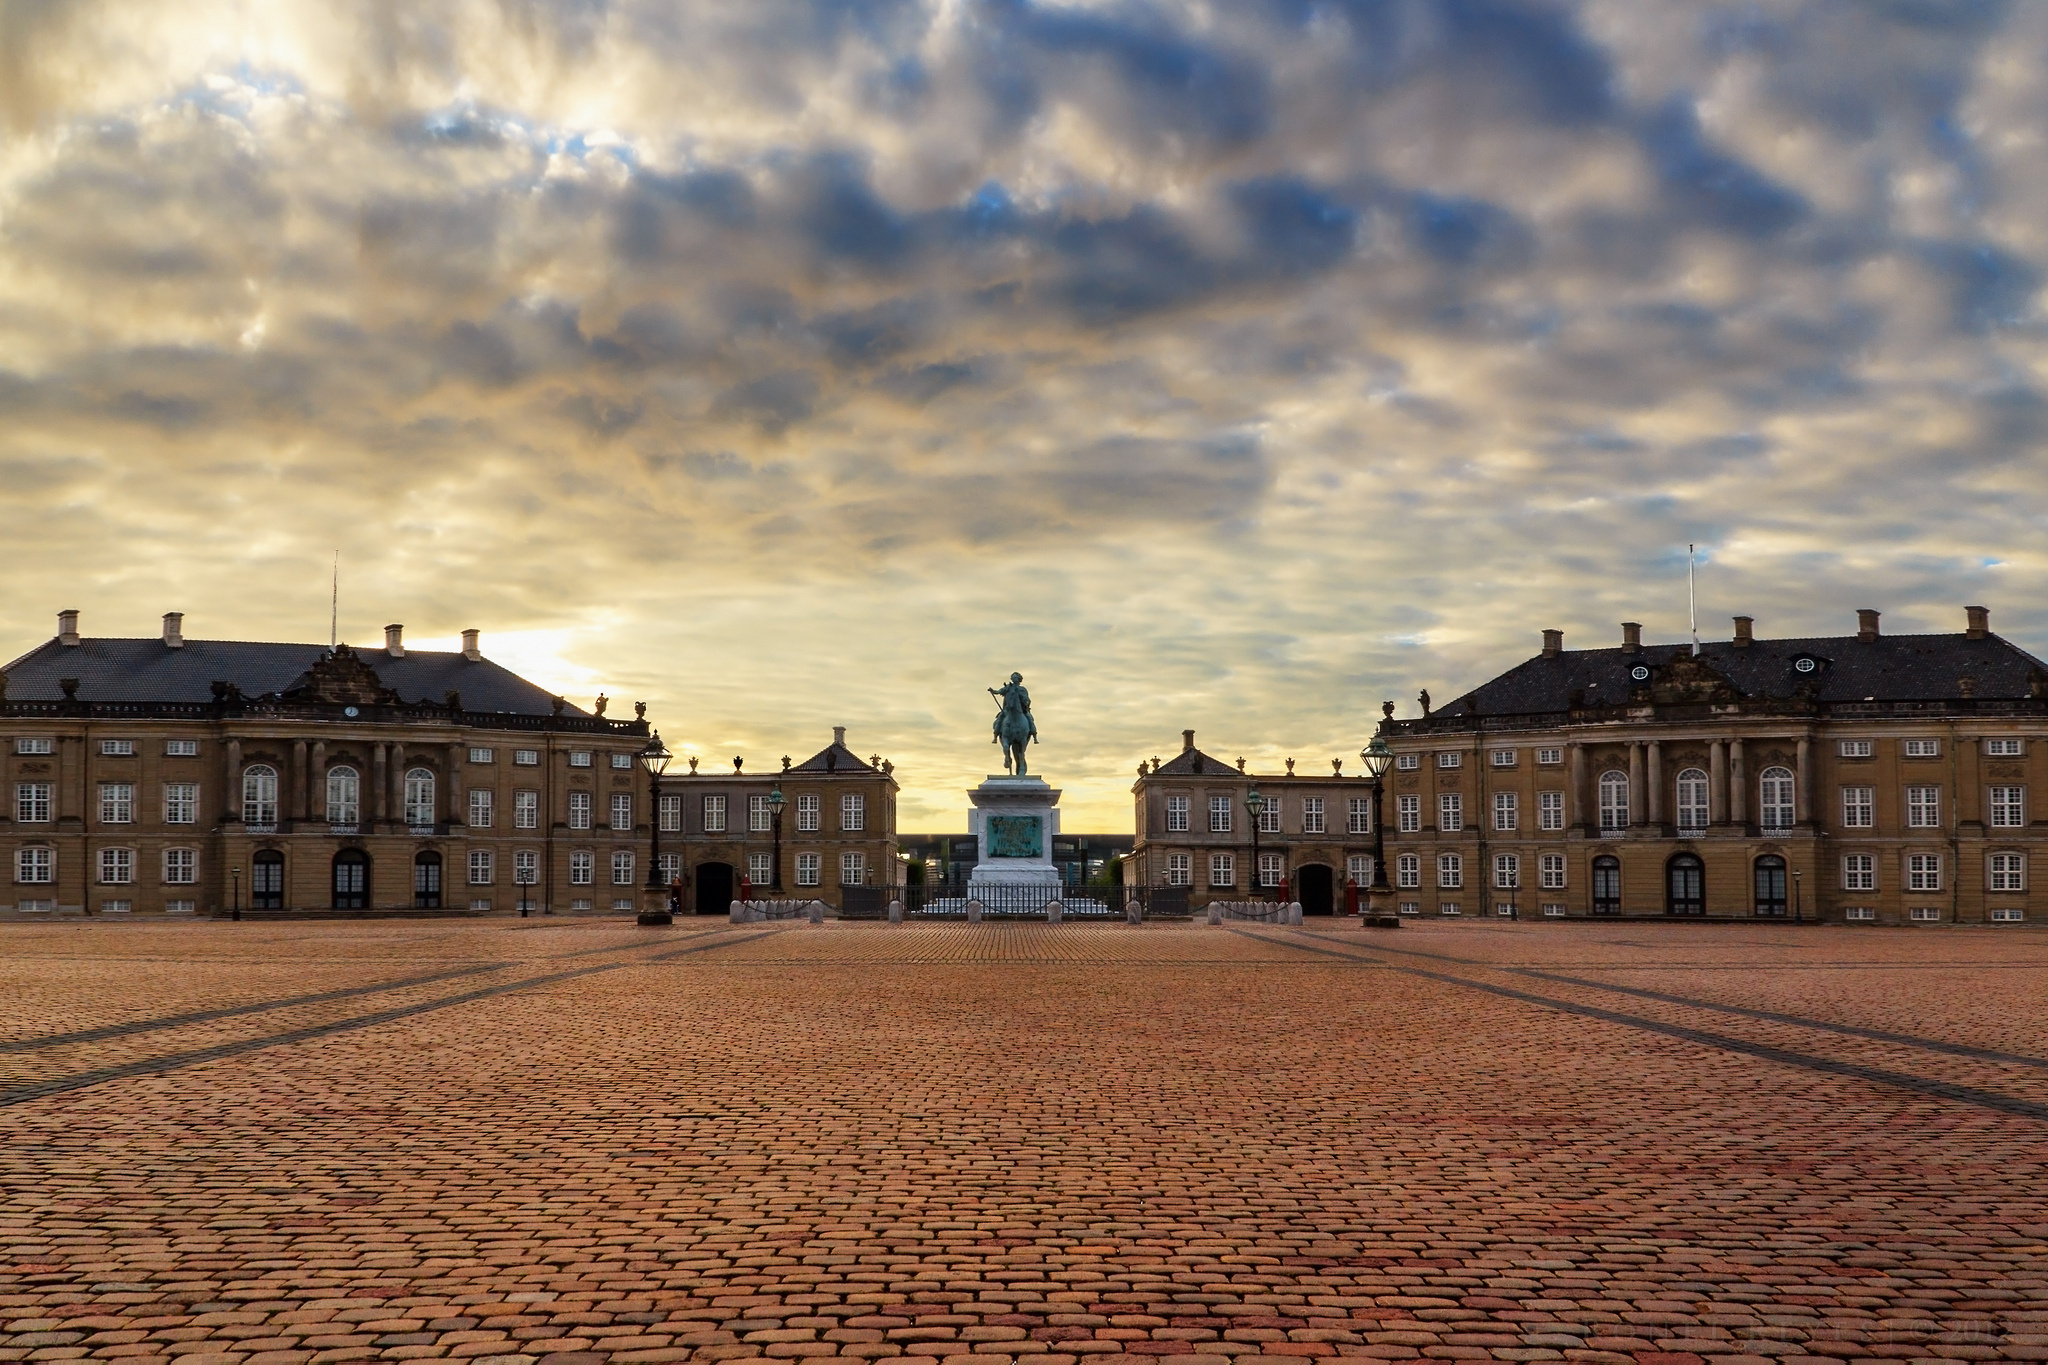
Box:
(967, 775, 1062, 890)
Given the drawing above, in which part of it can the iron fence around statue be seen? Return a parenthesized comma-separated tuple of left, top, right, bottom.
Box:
(840, 882, 1183, 920)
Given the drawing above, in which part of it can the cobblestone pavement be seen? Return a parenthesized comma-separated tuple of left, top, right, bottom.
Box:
(2, 920, 2045, 1365)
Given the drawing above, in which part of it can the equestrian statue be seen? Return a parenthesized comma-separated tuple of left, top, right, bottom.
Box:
(989, 672, 1039, 776)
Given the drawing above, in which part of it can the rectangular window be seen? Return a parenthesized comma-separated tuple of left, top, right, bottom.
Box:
(1257, 798, 1280, 835)
(1906, 786, 1941, 829)
(610, 793, 633, 831)
(1844, 906, 1875, 921)
(1493, 853, 1519, 890)
(1257, 852, 1282, 888)
(1538, 791, 1564, 831)
(1301, 797, 1325, 835)
(513, 850, 539, 885)
(1347, 798, 1371, 835)
(1909, 906, 1941, 922)
(1395, 754, 1420, 771)
(468, 850, 495, 886)
(1990, 786, 2026, 828)
(14, 738, 52, 755)
(99, 739, 135, 757)
(513, 790, 539, 830)
(1437, 752, 1462, 769)
(1438, 793, 1462, 832)
(1491, 749, 1517, 767)
(797, 793, 821, 832)
(165, 738, 199, 757)
(1989, 852, 2026, 892)
(568, 791, 592, 830)
(1907, 853, 1941, 892)
(795, 852, 821, 887)
(1492, 791, 1518, 832)
(1841, 786, 1874, 828)
(514, 749, 539, 766)
(1990, 907, 2026, 923)
(16, 783, 51, 823)
(841, 852, 866, 886)
(1838, 739, 1874, 758)
(842, 793, 866, 832)
(16, 848, 53, 884)
(657, 853, 680, 885)
(1987, 738, 2024, 757)
(568, 851, 594, 885)
(468, 747, 494, 764)
(749, 795, 772, 832)
(163, 783, 198, 824)
(1842, 854, 1875, 892)
(611, 753, 634, 770)
(1347, 854, 1373, 886)
(468, 789, 494, 829)
(1209, 852, 1235, 889)
(163, 848, 197, 884)
(658, 794, 682, 832)
(1396, 854, 1420, 889)
(1438, 853, 1462, 889)
(1439, 901, 1462, 916)
(1396, 794, 1421, 833)
(100, 899, 130, 914)
(1535, 748, 1562, 766)
(1903, 738, 1940, 758)
(98, 782, 134, 824)
(1166, 853, 1191, 886)
(1165, 795, 1189, 832)
(1209, 796, 1233, 834)
(1539, 853, 1565, 890)
(734, 851, 763, 886)
(98, 847, 132, 885)
(611, 851, 635, 885)
(568, 751, 593, 768)
(1542, 903, 1566, 917)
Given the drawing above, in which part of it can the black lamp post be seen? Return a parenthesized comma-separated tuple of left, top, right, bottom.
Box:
(768, 783, 786, 892)
(232, 864, 242, 922)
(1246, 785, 1265, 899)
(637, 731, 673, 926)
(1792, 868, 1804, 924)
(1360, 734, 1393, 921)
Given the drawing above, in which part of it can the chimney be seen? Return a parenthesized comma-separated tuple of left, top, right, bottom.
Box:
(162, 612, 184, 649)
(1621, 622, 1642, 653)
(1182, 729, 1196, 752)
(461, 627, 480, 661)
(57, 609, 80, 647)
(1541, 628, 1563, 658)
(834, 725, 847, 747)
(1856, 608, 1880, 642)
(384, 623, 405, 657)
(1966, 605, 1989, 640)
(1732, 616, 1753, 648)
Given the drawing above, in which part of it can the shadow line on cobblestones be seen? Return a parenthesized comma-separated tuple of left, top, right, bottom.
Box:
(1248, 929, 2048, 1123)
(0, 929, 780, 1108)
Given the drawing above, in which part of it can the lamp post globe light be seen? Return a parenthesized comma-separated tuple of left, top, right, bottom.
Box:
(1360, 732, 1394, 922)
(637, 731, 674, 926)
(1245, 785, 1264, 900)
(768, 783, 786, 893)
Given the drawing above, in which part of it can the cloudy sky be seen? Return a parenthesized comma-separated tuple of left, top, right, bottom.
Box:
(3, 0, 2046, 827)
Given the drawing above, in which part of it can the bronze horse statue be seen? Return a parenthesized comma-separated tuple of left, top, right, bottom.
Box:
(989, 672, 1038, 776)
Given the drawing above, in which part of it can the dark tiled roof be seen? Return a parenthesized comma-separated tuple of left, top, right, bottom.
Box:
(1427, 632, 2048, 719)
(1150, 746, 1241, 777)
(0, 637, 581, 716)
(789, 740, 882, 774)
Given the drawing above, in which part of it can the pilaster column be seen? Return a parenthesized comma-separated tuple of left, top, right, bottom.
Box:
(448, 743, 466, 824)
(1627, 743, 1646, 828)
(1567, 743, 1587, 832)
(226, 739, 243, 820)
(1795, 736, 1813, 825)
(372, 744, 388, 822)
(390, 743, 407, 824)
(1729, 738, 1748, 827)
(310, 742, 326, 820)
(290, 740, 309, 821)
(1709, 740, 1728, 825)
(1647, 741, 1664, 828)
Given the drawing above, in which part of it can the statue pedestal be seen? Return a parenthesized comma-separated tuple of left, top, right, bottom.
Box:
(968, 775, 1062, 890)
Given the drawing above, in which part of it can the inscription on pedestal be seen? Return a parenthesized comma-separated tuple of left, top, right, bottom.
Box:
(987, 815, 1044, 859)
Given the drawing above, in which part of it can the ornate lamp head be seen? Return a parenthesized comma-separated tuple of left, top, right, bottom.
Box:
(638, 731, 672, 778)
(1360, 734, 1394, 780)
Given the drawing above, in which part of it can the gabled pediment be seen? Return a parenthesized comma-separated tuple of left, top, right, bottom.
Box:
(1647, 652, 1742, 706)
(283, 645, 402, 706)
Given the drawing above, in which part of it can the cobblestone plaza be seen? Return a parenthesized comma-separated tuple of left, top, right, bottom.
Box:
(3, 921, 2045, 1365)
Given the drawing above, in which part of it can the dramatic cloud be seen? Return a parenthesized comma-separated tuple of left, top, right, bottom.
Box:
(3, 0, 2047, 825)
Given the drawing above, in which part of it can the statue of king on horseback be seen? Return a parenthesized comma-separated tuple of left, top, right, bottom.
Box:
(989, 672, 1038, 776)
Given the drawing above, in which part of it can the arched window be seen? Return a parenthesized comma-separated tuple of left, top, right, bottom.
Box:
(403, 768, 436, 828)
(252, 849, 285, 909)
(242, 765, 278, 827)
(332, 850, 370, 909)
(1592, 855, 1622, 914)
(1759, 767, 1795, 831)
(1676, 768, 1709, 834)
(1597, 770, 1629, 832)
(1754, 855, 1788, 916)
(1666, 853, 1705, 915)
(326, 766, 360, 825)
(414, 851, 443, 908)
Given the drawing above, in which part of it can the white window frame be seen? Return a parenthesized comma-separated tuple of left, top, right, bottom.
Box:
(16, 847, 53, 884)
(1208, 852, 1235, 889)
(704, 794, 728, 833)
(468, 850, 495, 886)
(610, 753, 634, 770)
(1675, 769, 1708, 834)
(1903, 738, 1940, 758)
(795, 852, 822, 887)
(1538, 853, 1565, 890)
(1492, 791, 1517, 832)
(163, 848, 197, 885)
(1256, 798, 1280, 835)
(841, 852, 867, 886)
(513, 749, 540, 766)
(1759, 766, 1795, 832)
(568, 851, 594, 885)
(1437, 752, 1462, 769)
(568, 751, 593, 768)
(611, 850, 635, 886)
(1989, 786, 2025, 829)
(513, 789, 539, 830)
(568, 791, 593, 830)
(747, 851, 772, 886)
(99, 739, 135, 757)
(1346, 854, 1373, 886)
(842, 793, 866, 832)
(1987, 738, 2023, 757)
(165, 738, 199, 757)
(1909, 905, 1942, 922)
(14, 738, 53, 756)
(610, 793, 633, 831)
(1841, 854, 1875, 892)
(1597, 770, 1629, 833)
(98, 847, 133, 885)
(16, 783, 51, 823)
(1395, 754, 1420, 771)
(243, 765, 279, 827)
(1538, 791, 1564, 832)
(1906, 853, 1941, 892)
(1989, 852, 2026, 892)
(1493, 853, 1519, 890)
(1165, 796, 1189, 833)
(1302, 797, 1325, 835)
(1838, 739, 1873, 758)
(796, 793, 821, 832)
(468, 789, 494, 829)
(1165, 853, 1191, 887)
(155, 782, 195, 826)
(749, 794, 772, 832)
(1209, 796, 1233, 834)
(1437, 852, 1463, 889)
(1437, 793, 1462, 833)
(1841, 786, 1874, 829)
(468, 747, 495, 764)
(1256, 852, 1283, 888)
(98, 782, 134, 824)
(402, 767, 435, 827)
(658, 794, 682, 833)
(1396, 853, 1420, 889)
(513, 850, 539, 886)
(326, 767, 360, 825)
(1906, 785, 1941, 829)
(1347, 798, 1371, 835)
(1535, 748, 1561, 766)
(1490, 749, 1516, 768)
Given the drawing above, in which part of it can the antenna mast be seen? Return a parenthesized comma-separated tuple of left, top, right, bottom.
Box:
(1688, 543, 1699, 655)
(330, 551, 339, 648)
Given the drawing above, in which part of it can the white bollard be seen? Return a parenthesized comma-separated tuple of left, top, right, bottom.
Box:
(1125, 900, 1142, 924)
(967, 899, 984, 923)
(808, 900, 825, 924)
(729, 900, 744, 924)
(887, 899, 903, 923)
(1047, 901, 1063, 924)
(1207, 903, 1222, 926)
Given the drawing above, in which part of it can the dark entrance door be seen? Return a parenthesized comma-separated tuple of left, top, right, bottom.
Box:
(1666, 853, 1705, 915)
(252, 850, 285, 909)
(1592, 856, 1622, 914)
(696, 861, 734, 916)
(1754, 855, 1787, 916)
(414, 852, 443, 908)
(332, 850, 369, 909)
(1296, 864, 1335, 916)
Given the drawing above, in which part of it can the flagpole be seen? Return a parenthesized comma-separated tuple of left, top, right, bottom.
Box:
(1688, 543, 1699, 654)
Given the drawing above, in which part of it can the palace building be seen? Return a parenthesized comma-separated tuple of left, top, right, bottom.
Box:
(1374, 605, 2046, 925)
(0, 610, 651, 916)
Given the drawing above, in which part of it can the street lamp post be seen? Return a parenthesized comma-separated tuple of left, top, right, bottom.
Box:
(1360, 733, 1394, 924)
(232, 865, 242, 922)
(1246, 785, 1265, 900)
(1792, 869, 1804, 924)
(637, 731, 674, 926)
(769, 783, 786, 893)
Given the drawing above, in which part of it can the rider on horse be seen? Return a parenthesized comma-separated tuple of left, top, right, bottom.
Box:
(990, 672, 1038, 775)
